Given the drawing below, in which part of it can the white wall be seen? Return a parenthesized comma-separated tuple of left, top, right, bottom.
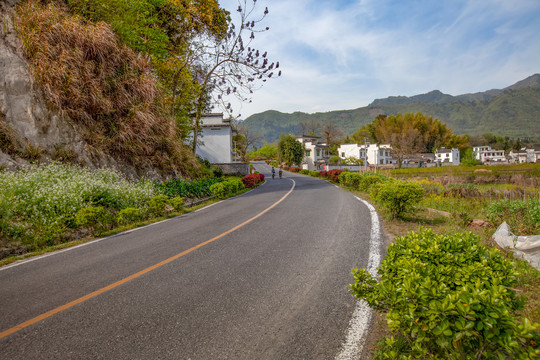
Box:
(196, 127, 232, 163)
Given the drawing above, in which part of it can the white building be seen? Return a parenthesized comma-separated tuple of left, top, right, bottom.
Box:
(479, 149, 507, 163)
(509, 148, 540, 163)
(337, 143, 393, 167)
(195, 113, 234, 163)
(297, 135, 329, 171)
(435, 147, 460, 165)
(338, 143, 367, 163)
(473, 146, 492, 161)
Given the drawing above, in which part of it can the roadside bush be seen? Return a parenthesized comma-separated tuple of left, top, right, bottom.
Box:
(358, 175, 383, 192)
(300, 169, 310, 175)
(210, 182, 228, 199)
(339, 172, 363, 188)
(289, 167, 301, 173)
(318, 171, 328, 178)
(210, 179, 245, 198)
(373, 180, 424, 219)
(169, 196, 184, 211)
(327, 169, 342, 182)
(227, 179, 245, 193)
(350, 228, 539, 359)
(309, 170, 319, 177)
(148, 195, 169, 216)
(487, 198, 540, 235)
(241, 174, 261, 188)
(117, 207, 141, 225)
(75, 206, 107, 228)
(155, 177, 223, 199)
(258, 173, 265, 182)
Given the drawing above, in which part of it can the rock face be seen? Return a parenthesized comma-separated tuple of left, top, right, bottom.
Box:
(0, 2, 166, 179)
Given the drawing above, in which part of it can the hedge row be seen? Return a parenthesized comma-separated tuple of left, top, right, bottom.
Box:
(209, 179, 245, 199)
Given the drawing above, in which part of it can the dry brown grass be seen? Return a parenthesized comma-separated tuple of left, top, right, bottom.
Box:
(13, 0, 200, 176)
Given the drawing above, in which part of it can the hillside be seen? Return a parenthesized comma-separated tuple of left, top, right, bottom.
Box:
(242, 74, 540, 143)
(0, 0, 202, 179)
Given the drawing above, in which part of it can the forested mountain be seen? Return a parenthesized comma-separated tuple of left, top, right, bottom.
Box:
(242, 74, 540, 143)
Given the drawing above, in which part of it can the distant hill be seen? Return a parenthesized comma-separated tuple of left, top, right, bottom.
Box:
(242, 74, 540, 143)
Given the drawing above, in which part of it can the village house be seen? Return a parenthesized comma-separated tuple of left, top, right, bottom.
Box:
(473, 146, 492, 161)
(401, 153, 437, 168)
(297, 135, 330, 171)
(479, 149, 507, 164)
(435, 147, 460, 166)
(509, 148, 540, 163)
(473, 146, 507, 164)
(337, 143, 394, 168)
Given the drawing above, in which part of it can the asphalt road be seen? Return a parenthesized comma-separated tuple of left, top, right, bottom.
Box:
(0, 162, 383, 359)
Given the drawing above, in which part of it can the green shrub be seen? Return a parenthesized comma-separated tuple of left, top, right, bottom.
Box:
(339, 172, 364, 188)
(210, 182, 227, 199)
(148, 195, 169, 216)
(309, 170, 319, 177)
(117, 207, 141, 225)
(487, 198, 540, 235)
(300, 169, 310, 175)
(228, 179, 244, 193)
(75, 206, 107, 228)
(358, 175, 383, 192)
(155, 177, 223, 198)
(350, 228, 539, 359)
(374, 180, 424, 219)
(169, 196, 184, 211)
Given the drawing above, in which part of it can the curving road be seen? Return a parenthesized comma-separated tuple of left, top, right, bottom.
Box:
(0, 162, 383, 359)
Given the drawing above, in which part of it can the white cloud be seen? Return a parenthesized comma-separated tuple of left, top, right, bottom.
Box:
(217, 0, 540, 118)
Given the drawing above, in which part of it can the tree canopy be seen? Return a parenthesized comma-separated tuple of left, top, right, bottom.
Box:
(277, 134, 304, 167)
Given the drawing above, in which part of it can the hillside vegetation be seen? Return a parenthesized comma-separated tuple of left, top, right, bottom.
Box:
(9, 0, 201, 175)
(242, 74, 540, 143)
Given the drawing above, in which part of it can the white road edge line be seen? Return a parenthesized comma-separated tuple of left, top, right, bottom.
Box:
(335, 196, 382, 360)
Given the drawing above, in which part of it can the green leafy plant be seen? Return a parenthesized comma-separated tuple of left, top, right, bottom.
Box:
(358, 175, 383, 192)
(350, 228, 539, 359)
(169, 196, 184, 211)
(147, 195, 169, 216)
(374, 180, 424, 219)
(209, 182, 227, 199)
(75, 206, 107, 228)
(117, 207, 141, 225)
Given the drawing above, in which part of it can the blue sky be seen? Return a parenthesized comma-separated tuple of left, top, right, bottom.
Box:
(218, 0, 540, 118)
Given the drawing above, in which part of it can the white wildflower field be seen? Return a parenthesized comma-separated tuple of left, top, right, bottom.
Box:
(0, 163, 159, 249)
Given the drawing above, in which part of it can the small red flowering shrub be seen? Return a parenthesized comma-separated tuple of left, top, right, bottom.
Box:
(289, 167, 301, 173)
(242, 174, 261, 188)
(318, 171, 328, 178)
(327, 169, 342, 182)
(258, 173, 265, 181)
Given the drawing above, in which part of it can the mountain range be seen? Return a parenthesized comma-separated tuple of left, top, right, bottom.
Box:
(241, 74, 540, 144)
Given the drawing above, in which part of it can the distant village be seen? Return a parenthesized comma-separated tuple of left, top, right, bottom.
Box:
(194, 113, 540, 172)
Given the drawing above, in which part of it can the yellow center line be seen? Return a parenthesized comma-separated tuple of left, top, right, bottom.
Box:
(0, 179, 296, 340)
